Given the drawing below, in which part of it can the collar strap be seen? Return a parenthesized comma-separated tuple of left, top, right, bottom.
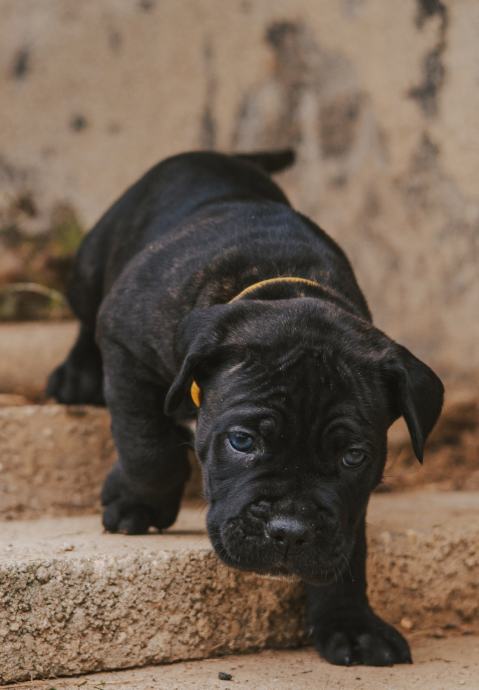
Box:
(229, 276, 322, 302)
(190, 276, 322, 407)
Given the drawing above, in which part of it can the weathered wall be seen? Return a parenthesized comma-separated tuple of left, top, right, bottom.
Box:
(1, 0, 478, 379)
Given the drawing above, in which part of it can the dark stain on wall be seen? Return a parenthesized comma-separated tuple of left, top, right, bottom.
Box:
(408, 0, 448, 116)
(108, 29, 122, 54)
(13, 192, 37, 219)
(10, 47, 31, 80)
(320, 93, 362, 158)
(0, 155, 30, 188)
(234, 19, 364, 161)
(199, 39, 217, 148)
(138, 0, 155, 11)
(266, 20, 313, 90)
(400, 132, 442, 212)
(413, 132, 441, 168)
(70, 114, 89, 132)
(263, 21, 307, 147)
(233, 20, 314, 149)
(107, 121, 122, 135)
(415, 0, 447, 28)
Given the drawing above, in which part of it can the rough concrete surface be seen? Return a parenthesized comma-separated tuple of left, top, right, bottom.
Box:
(0, 506, 305, 685)
(1, 392, 476, 519)
(367, 492, 479, 638)
(0, 492, 477, 684)
(4, 637, 479, 690)
(0, 402, 202, 519)
(0, 404, 115, 519)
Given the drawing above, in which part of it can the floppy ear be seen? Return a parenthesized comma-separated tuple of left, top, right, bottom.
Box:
(385, 345, 444, 463)
(164, 348, 209, 415)
(163, 305, 232, 416)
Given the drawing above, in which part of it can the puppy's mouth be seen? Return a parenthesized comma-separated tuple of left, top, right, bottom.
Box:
(208, 519, 352, 586)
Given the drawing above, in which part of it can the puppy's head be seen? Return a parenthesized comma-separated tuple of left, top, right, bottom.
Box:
(165, 299, 443, 585)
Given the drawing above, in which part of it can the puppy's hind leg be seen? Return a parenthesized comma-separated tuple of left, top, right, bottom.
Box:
(46, 325, 104, 405)
(46, 222, 106, 405)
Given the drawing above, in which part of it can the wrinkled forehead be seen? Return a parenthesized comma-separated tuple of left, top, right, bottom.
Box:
(209, 346, 386, 422)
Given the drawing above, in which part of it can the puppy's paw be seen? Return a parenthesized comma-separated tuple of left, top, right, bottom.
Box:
(312, 608, 412, 666)
(47, 360, 104, 405)
(101, 464, 183, 535)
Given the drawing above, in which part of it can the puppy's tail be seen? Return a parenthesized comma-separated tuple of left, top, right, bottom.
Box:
(235, 148, 295, 174)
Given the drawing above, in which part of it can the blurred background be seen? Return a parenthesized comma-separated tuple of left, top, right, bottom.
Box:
(0, 0, 477, 388)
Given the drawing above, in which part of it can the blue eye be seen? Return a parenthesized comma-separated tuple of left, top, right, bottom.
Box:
(342, 449, 367, 468)
(227, 431, 255, 453)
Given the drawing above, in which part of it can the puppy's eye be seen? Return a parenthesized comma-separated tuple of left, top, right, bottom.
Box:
(227, 431, 255, 453)
(342, 448, 367, 468)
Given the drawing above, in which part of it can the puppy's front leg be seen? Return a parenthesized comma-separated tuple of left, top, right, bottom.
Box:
(100, 342, 190, 534)
(306, 516, 412, 666)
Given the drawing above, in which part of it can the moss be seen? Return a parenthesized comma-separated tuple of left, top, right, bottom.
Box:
(0, 283, 70, 321)
(49, 203, 84, 256)
(0, 198, 84, 318)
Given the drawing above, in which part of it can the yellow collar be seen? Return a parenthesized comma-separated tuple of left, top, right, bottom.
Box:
(190, 379, 202, 407)
(229, 276, 322, 302)
(190, 276, 322, 407)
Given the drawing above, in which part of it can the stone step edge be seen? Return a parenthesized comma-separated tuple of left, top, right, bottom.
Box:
(3, 636, 479, 690)
(1, 396, 479, 521)
(0, 493, 477, 684)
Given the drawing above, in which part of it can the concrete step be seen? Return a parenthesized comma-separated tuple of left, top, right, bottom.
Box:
(0, 322, 76, 401)
(3, 636, 478, 690)
(0, 405, 201, 520)
(0, 322, 477, 520)
(0, 405, 114, 519)
(0, 492, 477, 685)
(1, 393, 477, 520)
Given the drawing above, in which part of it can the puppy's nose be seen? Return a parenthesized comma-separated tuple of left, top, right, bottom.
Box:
(265, 516, 311, 548)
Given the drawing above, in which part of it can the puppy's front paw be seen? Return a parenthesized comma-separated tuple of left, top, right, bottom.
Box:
(101, 464, 183, 535)
(47, 360, 104, 405)
(312, 608, 412, 666)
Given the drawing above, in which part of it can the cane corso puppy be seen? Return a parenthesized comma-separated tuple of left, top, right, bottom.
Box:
(47, 150, 443, 666)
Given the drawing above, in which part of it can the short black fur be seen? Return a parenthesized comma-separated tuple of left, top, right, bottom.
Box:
(47, 150, 444, 666)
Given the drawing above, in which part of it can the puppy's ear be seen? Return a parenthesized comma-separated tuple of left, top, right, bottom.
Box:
(164, 305, 231, 416)
(385, 345, 444, 463)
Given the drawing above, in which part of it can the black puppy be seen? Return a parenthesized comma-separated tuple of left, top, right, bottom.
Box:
(47, 150, 443, 666)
